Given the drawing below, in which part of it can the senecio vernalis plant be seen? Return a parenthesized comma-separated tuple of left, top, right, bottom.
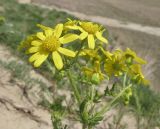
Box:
(19, 19, 149, 129)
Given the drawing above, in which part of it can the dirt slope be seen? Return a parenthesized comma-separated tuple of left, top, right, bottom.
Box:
(32, 0, 160, 27)
(0, 45, 52, 129)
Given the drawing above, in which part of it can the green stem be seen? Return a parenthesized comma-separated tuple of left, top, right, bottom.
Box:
(67, 70, 81, 104)
(134, 89, 141, 129)
(46, 60, 55, 75)
(123, 73, 127, 88)
(97, 84, 132, 116)
(70, 42, 84, 65)
(90, 85, 95, 101)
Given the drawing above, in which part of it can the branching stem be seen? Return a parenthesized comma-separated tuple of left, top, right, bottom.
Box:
(97, 84, 132, 116)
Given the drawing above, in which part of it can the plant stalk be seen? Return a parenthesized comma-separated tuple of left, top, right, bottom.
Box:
(67, 70, 81, 104)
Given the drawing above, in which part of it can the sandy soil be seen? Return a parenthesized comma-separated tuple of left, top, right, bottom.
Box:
(0, 45, 52, 129)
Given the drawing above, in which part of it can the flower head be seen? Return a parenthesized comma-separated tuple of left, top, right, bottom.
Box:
(28, 24, 79, 69)
(104, 49, 127, 77)
(67, 21, 108, 49)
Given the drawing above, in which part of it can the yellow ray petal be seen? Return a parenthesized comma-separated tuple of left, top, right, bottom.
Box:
(29, 52, 40, 62)
(79, 31, 88, 40)
(37, 32, 46, 40)
(135, 57, 147, 64)
(59, 34, 79, 44)
(52, 51, 63, 70)
(54, 24, 63, 38)
(58, 47, 76, 57)
(96, 32, 108, 44)
(65, 25, 79, 30)
(33, 53, 49, 67)
(28, 47, 40, 53)
(78, 27, 84, 32)
(45, 29, 53, 37)
(88, 34, 95, 49)
(31, 41, 42, 46)
(37, 24, 53, 31)
(67, 23, 83, 31)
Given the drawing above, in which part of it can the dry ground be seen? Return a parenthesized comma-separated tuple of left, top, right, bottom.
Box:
(32, 0, 160, 27)
(0, 45, 52, 129)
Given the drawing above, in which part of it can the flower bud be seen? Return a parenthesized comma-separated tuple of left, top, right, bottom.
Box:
(126, 57, 133, 65)
(91, 73, 100, 85)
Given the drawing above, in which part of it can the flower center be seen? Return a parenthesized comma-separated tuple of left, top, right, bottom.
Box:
(81, 22, 99, 34)
(42, 36, 61, 52)
(112, 62, 121, 70)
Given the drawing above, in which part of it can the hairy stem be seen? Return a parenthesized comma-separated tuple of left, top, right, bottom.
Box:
(67, 70, 81, 104)
(46, 60, 55, 75)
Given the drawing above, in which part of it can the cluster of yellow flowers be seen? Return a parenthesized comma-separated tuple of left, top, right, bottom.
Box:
(82, 47, 149, 85)
(19, 19, 149, 85)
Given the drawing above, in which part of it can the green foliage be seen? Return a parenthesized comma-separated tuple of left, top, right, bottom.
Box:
(130, 85, 160, 128)
(50, 99, 67, 129)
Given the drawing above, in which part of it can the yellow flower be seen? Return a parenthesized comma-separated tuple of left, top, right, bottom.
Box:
(124, 48, 147, 64)
(67, 21, 108, 49)
(129, 64, 149, 85)
(28, 24, 79, 70)
(83, 61, 105, 84)
(104, 50, 127, 77)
